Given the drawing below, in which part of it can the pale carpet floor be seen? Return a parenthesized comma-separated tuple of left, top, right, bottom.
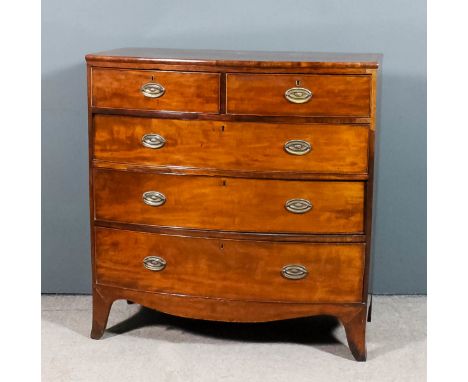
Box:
(42, 295, 426, 382)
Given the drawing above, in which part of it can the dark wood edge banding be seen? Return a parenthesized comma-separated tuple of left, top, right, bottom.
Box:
(94, 221, 367, 242)
(85, 57, 379, 69)
(94, 283, 365, 305)
(363, 120, 377, 304)
(87, 65, 96, 286)
(92, 160, 369, 181)
(87, 62, 375, 75)
(361, 68, 378, 309)
(85, 49, 380, 70)
(91, 106, 372, 124)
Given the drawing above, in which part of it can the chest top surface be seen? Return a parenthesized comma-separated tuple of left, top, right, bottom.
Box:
(86, 47, 381, 69)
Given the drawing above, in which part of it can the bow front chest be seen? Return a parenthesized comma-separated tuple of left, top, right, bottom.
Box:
(86, 48, 380, 361)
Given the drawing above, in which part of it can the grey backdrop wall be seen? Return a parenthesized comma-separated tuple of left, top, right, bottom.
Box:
(42, 0, 426, 294)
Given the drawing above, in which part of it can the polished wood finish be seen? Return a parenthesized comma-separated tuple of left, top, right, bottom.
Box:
(93, 115, 369, 174)
(92, 106, 373, 125)
(90, 286, 114, 339)
(93, 169, 365, 234)
(91, 283, 367, 360)
(363, 68, 379, 315)
(95, 227, 365, 303)
(93, 160, 369, 181)
(86, 48, 380, 69)
(95, 220, 366, 243)
(86, 48, 380, 361)
(226, 74, 371, 117)
(91, 68, 220, 113)
(340, 304, 367, 361)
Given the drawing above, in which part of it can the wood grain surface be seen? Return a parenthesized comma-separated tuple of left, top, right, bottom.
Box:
(86, 48, 379, 361)
(95, 227, 365, 303)
(93, 115, 369, 174)
(86, 47, 381, 69)
(91, 68, 220, 113)
(226, 74, 371, 117)
(93, 169, 365, 234)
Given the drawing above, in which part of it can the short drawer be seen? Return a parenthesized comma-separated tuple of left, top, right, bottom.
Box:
(91, 68, 220, 113)
(93, 169, 365, 234)
(226, 74, 371, 117)
(95, 227, 365, 303)
(93, 115, 369, 174)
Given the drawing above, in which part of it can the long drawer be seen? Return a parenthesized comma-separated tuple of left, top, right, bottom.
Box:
(95, 227, 365, 303)
(91, 68, 220, 113)
(93, 169, 365, 234)
(93, 115, 369, 174)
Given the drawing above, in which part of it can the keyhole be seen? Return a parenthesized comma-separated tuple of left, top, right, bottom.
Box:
(221, 125, 225, 132)
(296, 80, 301, 86)
(151, 75, 154, 81)
(220, 243, 224, 250)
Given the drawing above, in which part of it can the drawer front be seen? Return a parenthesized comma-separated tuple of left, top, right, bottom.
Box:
(94, 169, 365, 233)
(226, 74, 371, 117)
(93, 115, 369, 174)
(91, 68, 220, 113)
(95, 227, 365, 303)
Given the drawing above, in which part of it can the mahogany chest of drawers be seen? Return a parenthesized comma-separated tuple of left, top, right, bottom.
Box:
(86, 48, 380, 361)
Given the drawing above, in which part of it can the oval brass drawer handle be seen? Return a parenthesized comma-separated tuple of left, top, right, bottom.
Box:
(281, 264, 308, 280)
(284, 87, 312, 104)
(142, 191, 166, 207)
(142, 134, 166, 149)
(285, 198, 312, 214)
(143, 256, 166, 272)
(140, 82, 165, 98)
(284, 139, 311, 155)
